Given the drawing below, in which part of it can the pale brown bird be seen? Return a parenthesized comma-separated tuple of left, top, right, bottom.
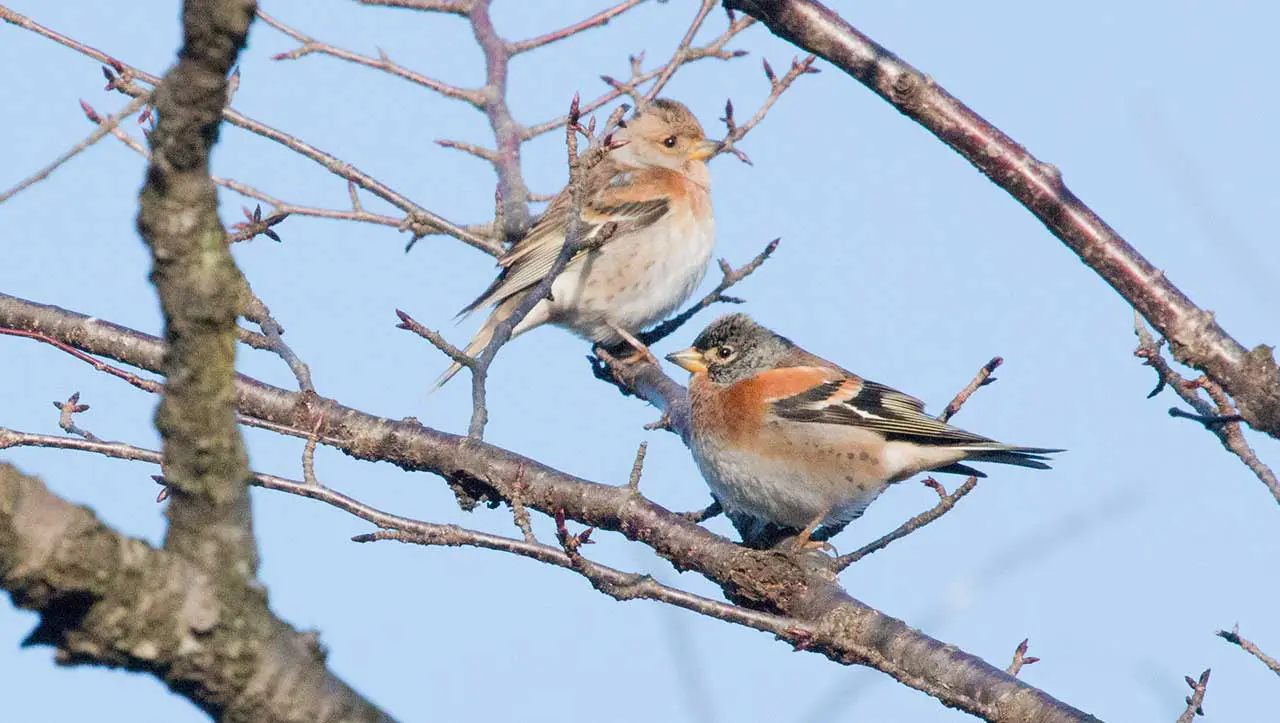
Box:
(438, 99, 718, 387)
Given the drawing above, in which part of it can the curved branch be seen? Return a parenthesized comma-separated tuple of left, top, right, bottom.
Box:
(0, 292, 1099, 722)
(722, 0, 1280, 441)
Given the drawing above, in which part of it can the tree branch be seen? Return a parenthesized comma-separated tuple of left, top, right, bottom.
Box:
(1217, 625, 1280, 679)
(0, 5, 500, 257)
(137, 0, 258, 576)
(0, 292, 1100, 722)
(722, 0, 1280, 440)
(1135, 317, 1280, 505)
(0, 463, 394, 723)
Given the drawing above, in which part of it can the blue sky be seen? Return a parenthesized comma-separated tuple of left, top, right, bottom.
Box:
(3, 1, 1278, 720)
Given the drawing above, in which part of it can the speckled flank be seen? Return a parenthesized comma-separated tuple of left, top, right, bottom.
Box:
(546, 169, 714, 344)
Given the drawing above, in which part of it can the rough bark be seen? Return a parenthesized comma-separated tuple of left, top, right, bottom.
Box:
(0, 463, 395, 723)
(0, 293, 1101, 723)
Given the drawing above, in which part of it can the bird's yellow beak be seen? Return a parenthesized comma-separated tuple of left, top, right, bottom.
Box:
(687, 139, 720, 162)
(665, 347, 708, 374)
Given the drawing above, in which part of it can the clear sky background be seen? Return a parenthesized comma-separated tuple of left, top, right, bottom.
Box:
(3, 1, 1278, 720)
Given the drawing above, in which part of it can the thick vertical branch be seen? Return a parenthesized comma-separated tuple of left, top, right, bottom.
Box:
(136, 0, 258, 576)
(723, 0, 1280, 441)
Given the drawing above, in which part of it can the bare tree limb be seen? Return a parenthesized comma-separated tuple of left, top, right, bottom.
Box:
(0, 292, 1101, 722)
(722, 0, 1280, 441)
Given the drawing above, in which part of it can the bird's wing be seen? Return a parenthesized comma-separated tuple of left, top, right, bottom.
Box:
(770, 373, 997, 447)
(458, 165, 673, 316)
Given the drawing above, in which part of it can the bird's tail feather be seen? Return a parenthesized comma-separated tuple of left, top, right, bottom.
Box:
(434, 295, 538, 390)
(433, 324, 492, 390)
(960, 445, 1063, 471)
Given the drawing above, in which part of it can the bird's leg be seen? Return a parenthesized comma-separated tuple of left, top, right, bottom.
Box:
(785, 510, 837, 555)
(606, 323, 660, 366)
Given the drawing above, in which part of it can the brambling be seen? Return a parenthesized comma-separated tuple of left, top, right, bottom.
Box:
(437, 99, 718, 387)
(666, 313, 1062, 548)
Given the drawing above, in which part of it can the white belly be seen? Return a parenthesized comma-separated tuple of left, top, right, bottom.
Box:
(689, 430, 890, 530)
(546, 210, 714, 344)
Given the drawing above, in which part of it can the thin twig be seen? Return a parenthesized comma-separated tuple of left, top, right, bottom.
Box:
(258, 10, 485, 106)
(627, 441, 649, 490)
(395, 309, 475, 369)
(0, 5, 499, 256)
(507, 0, 646, 54)
(53, 392, 100, 442)
(0, 327, 163, 394)
(240, 285, 315, 392)
(645, 0, 718, 101)
(1175, 669, 1209, 722)
(1217, 625, 1280, 678)
(464, 96, 609, 438)
(1006, 638, 1039, 677)
(355, 0, 473, 14)
(834, 477, 977, 570)
(938, 357, 1003, 423)
(522, 14, 755, 140)
(716, 54, 818, 164)
(0, 94, 148, 204)
(640, 238, 779, 346)
(1135, 315, 1280, 505)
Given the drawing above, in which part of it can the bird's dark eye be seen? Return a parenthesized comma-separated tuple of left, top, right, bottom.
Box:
(662, 135, 678, 148)
(715, 345, 735, 360)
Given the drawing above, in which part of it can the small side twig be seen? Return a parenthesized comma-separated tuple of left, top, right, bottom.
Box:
(639, 238, 779, 346)
(507, 0, 646, 54)
(938, 356, 1002, 423)
(1217, 625, 1280, 678)
(395, 309, 475, 370)
(53, 392, 100, 442)
(644, 0, 718, 101)
(1175, 669, 1210, 723)
(627, 441, 649, 491)
(716, 55, 818, 165)
(834, 476, 977, 570)
(240, 284, 315, 392)
(508, 462, 536, 543)
(0, 94, 149, 204)
(1135, 315, 1280, 505)
(1006, 638, 1040, 677)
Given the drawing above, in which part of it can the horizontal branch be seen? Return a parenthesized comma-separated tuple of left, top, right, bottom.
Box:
(0, 291, 1100, 722)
